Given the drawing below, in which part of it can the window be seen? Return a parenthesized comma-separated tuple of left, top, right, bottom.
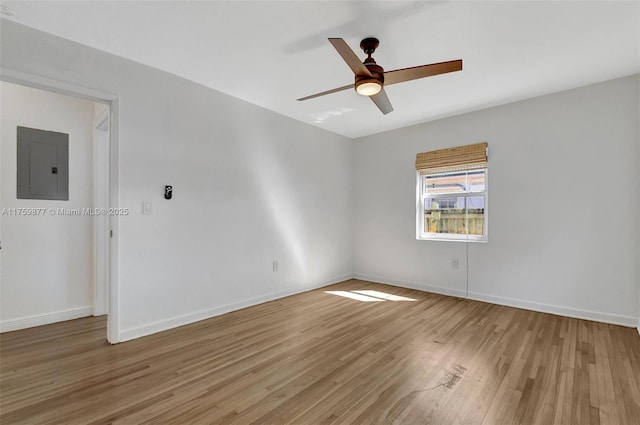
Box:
(416, 143, 488, 242)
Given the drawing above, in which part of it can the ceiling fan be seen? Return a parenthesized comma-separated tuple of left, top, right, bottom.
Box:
(297, 37, 462, 114)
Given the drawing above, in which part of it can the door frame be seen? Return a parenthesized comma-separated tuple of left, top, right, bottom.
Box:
(1, 67, 121, 343)
(93, 106, 110, 317)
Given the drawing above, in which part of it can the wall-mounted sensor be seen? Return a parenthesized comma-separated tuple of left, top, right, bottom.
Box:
(164, 185, 172, 200)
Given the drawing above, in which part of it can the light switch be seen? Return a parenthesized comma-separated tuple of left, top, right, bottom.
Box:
(142, 201, 153, 215)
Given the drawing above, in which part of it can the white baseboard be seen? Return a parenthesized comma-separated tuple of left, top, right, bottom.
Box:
(118, 274, 352, 342)
(352, 274, 468, 299)
(467, 291, 637, 328)
(0, 306, 93, 333)
(352, 274, 638, 328)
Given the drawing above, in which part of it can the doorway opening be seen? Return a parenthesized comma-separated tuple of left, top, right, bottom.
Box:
(0, 72, 119, 343)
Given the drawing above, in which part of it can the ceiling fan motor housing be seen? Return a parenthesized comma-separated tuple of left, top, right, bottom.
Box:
(355, 62, 384, 93)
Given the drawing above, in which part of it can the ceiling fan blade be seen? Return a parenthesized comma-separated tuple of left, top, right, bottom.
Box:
(370, 88, 393, 114)
(328, 38, 373, 77)
(384, 59, 462, 86)
(297, 84, 354, 101)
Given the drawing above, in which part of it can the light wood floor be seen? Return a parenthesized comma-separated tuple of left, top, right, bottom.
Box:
(2, 280, 640, 425)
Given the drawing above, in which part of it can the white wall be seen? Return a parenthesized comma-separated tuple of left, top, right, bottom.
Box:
(1, 20, 637, 339)
(0, 21, 353, 341)
(354, 75, 640, 326)
(0, 81, 96, 330)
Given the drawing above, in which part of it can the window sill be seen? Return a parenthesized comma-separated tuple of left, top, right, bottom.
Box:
(416, 236, 488, 243)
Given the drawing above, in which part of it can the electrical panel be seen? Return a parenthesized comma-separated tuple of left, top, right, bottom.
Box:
(17, 126, 69, 200)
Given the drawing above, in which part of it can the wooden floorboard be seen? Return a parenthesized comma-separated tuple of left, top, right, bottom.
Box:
(1, 279, 639, 424)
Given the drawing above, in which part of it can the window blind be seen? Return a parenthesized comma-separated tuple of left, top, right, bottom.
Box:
(415, 142, 488, 175)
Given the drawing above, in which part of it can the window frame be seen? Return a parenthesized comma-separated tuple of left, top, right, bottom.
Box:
(416, 169, 488, 242)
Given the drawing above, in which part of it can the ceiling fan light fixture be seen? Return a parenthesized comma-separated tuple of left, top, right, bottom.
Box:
(355, 80, 382, 96)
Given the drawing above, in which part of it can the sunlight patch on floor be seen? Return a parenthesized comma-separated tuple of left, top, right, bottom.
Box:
(352, 290, 418, 302)
(325, 290, 418, 302)
(324, 291, 385, 302)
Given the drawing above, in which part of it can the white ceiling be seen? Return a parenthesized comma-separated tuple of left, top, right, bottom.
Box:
(2, 1, 638, 138)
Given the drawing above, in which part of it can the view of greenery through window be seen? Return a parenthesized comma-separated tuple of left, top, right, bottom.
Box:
(422, 170, 486, 238)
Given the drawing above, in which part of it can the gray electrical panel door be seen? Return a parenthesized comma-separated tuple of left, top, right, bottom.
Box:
(17, 126, 69, 200)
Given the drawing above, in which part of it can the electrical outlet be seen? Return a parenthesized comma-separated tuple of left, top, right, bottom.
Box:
(451, 258, 459, 269)
(272, 260, 279, 272)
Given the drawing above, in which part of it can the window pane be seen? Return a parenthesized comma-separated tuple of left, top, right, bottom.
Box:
(468, 170, 486, 192)
(424, 195, 485, 236)
(424, 172, 467, 194)
(466, 196, 485, 235)
(424, 197, 466, 234)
